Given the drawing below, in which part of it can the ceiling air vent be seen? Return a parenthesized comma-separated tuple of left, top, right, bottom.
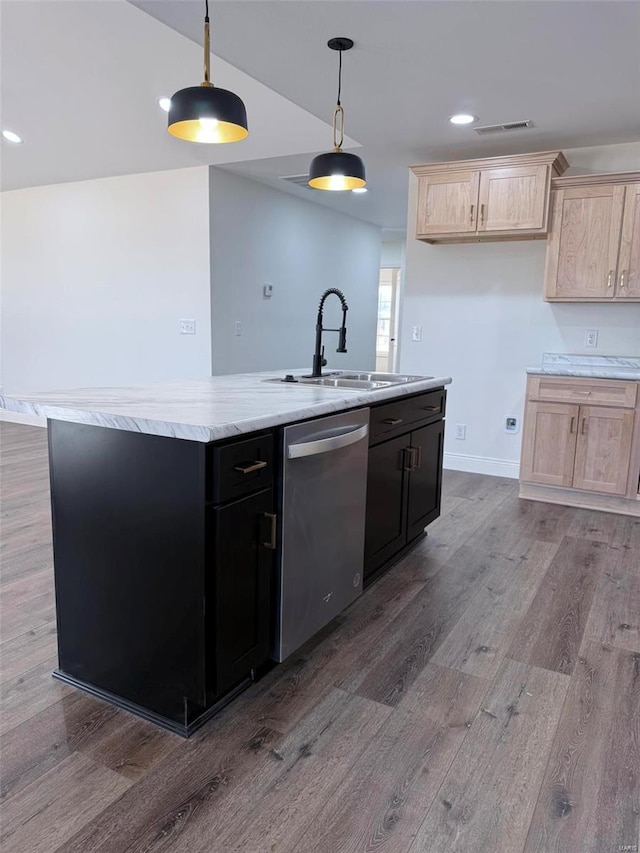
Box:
(280, 174, 311, 188)
(475, 120, 534, 135)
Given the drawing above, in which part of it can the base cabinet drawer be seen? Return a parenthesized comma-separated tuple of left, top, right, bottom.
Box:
(209, 433, 273, 503)
(370, 389, 446, 443)
(528, 376, 637, 408)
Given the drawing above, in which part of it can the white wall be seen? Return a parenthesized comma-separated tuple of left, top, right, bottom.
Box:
(1, 167, 212, 392)
(400, 141, 640, 478)
(209, 168, 381, 375)
(380, 241, 405, 269)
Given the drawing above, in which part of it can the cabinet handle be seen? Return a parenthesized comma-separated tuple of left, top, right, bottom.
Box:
(569, 416, 576, 434)
(234, 460, 268, 474)
(571, 390, 592, 396)
(412, 446, 422, 469)
(470, 204, 475, 223)
(383, 417, 403, 426)
(480, 203, 485, 223)
(619, 269, 628, 289)
(581, 417, 587, 435)
(423, 405, 440, 412)
(607, 270, 614, 289)
(402, 447, 414, 471)
(262, 512, 277, 550)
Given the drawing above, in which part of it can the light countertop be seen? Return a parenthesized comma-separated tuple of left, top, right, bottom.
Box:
(526, 353, 640, 381)
(0, 370, 452, 443)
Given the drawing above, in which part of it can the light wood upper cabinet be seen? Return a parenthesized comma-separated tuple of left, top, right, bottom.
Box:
(416, 171, 479, 236)
(543, 173, 640, 302)
(412, 151, 567, 244)
(618, 182, 640, 298)
(477, 165, 549, 233)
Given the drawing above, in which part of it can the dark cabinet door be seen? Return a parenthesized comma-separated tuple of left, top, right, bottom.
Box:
(406, 420, 444, 542)
(364, 434, 410, 580)
(210, 488, 274, 697)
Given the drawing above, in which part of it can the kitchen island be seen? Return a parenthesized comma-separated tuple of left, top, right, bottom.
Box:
(0, 369, 451, 735)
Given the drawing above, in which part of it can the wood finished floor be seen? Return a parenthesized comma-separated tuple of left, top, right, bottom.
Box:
(1, 421, 639, 853)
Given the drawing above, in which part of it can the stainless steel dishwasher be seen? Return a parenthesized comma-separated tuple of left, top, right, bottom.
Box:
(274, 407, 369, 661)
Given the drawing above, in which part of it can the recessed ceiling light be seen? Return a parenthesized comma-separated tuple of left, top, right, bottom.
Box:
(449, 114, 477, 126)
(352, 187, 368, 194)
(158, 97, 171, 112)
(2, 129, 23, 144)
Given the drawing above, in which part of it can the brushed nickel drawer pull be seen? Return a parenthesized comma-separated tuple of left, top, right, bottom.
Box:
(581, 417, 587, 435)
(263, 512, 277, 549)
(480, 203, 485, 223)
(607, 270, 614, 288)
(402, 447, 414, 471)
(620, 269, 628, 289)
(570, 416, 576, 434)
(413, 446, 422, 469)
(383, 417, 403, 426)
(571, 390, 592, 396)
(423, 405, 440, 412)
(235, 460, 268, 474)
(470, 204, 475, 223)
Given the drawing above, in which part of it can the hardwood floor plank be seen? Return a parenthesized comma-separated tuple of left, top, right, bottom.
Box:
(296, 664, 488, 853)
(1, 751, 132, 853)
(170, 691, 391, 853)
(585, 548, 640, 652)
(432, 538, 559, 679)
(0, 620, 57, 685)
(0, 656, 72, 735)
(351, 544, 499, 706)
(524, 641, 640, 852)
(408, 658, 569, 853)
(507, 536, 610, 675)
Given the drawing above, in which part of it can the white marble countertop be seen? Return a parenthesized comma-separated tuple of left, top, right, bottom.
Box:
(0, 370, 452, 442)
(527, 353, 640, 381)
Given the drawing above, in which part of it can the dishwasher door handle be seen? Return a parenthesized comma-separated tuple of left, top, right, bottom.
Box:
(287, 423, 369, 459)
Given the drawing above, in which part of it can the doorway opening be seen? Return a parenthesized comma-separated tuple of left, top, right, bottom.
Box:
(376, 267, 400, 373)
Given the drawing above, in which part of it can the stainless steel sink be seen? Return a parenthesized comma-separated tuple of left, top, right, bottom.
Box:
(263, 371, 433, 390)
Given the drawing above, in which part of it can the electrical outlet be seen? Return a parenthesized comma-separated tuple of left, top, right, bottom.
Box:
(504, 415, 519, 434)
(179, 319, 196, 335)
(585, 329, 598, 348)
(234, 320, 242, 336)
(455, 424, 466, 440)
(411, 325, 422, 342)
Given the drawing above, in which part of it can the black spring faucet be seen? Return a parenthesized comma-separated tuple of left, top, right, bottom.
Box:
(310, 288, 349, 377)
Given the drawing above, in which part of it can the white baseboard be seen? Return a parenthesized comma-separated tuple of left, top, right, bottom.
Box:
(444, 452, 520, 480)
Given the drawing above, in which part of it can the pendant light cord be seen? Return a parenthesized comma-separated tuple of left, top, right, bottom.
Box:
(336, 48, 342, 106)
(203, 0, 211, 85)
(205, 0, 209, 22)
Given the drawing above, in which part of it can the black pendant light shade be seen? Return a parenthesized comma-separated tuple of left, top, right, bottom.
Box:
(168, 86, 248, 144)
(167, 0, 248, 144)
(309, 37, 366, 191)
(308, 150, 366, 191)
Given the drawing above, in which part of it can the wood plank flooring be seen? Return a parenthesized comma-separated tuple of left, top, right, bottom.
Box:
(1, 421, 639, 853)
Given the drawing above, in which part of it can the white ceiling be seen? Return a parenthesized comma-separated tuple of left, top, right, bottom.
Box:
(0, 0, 357, 191)
(136, 0, 640, 230)
(2, 0, 640, 231)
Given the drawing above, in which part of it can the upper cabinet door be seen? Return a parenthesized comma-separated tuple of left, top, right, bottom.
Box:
(544, 184, 625, 300)
(477, 165, 549, 232)
(617, 183, 640, 299)
(416, 171, 480, 236)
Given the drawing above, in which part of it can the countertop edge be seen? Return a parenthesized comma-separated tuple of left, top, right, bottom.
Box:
(526, 367, 640, 381)
(0, 376, 453, 443)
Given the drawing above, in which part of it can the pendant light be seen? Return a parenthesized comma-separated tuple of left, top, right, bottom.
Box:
(309, 38, 366, 191)
(167, 0, 248, 144)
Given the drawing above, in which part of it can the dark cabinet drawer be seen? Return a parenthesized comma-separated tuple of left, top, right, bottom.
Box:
(210, 433, 274, 504)
(370, 389, 446, 444)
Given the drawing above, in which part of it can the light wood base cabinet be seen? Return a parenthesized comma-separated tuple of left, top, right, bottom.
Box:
(412, 151, 568, 244)
(544, 172, 640, 302)
(520, 376, 640, 515)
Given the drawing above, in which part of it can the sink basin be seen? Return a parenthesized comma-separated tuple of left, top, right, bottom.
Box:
(263, 371, 433, 390)
(335, 371, 431, 383)
(299, 377, 391, 390)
